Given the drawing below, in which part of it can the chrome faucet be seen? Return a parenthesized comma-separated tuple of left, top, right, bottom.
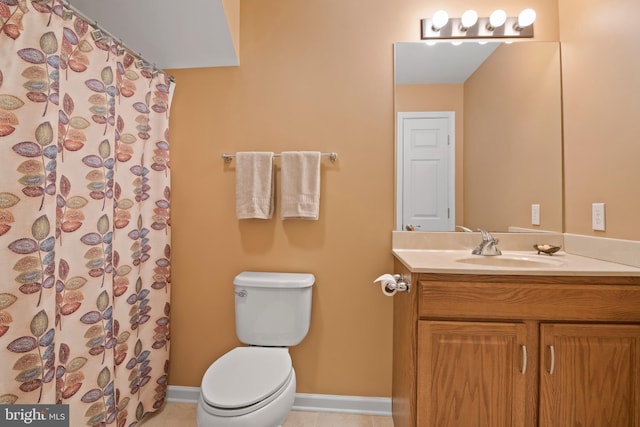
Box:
(472, 229, 502, 256)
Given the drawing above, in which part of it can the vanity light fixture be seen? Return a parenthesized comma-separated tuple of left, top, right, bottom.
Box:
(515, 8, 536, 30)
(460, 10, 478, 31)
(431, 10, 449, 31)
(488, 9, 507, 30)
(421, 8, 535, 39)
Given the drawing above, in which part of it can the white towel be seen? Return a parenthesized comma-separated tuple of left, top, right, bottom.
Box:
(235, 152, 274, 219)
(280, 151, 321, 220)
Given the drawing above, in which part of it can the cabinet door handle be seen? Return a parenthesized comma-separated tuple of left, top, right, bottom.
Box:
(520, 344, 527, 374)
(547, 344, 555, 375)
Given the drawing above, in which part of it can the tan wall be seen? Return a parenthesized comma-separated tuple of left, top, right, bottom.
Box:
(221, 0, 240, 58)
(559, 0, 640, 240)
(395, 84, 465, 228)
(167, 0, 560, 397)
(464, 43, 563, 232)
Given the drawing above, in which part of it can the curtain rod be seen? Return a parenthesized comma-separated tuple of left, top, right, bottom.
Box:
(57, 0, 175, 83)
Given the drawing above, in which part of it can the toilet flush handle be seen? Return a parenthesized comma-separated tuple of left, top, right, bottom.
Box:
(235, 289, 247, 298)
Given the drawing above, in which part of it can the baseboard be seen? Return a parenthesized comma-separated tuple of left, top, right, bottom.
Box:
(166, 386, 392, 416)
(292, 392, 392, 416)
(166, 385, 200, 403)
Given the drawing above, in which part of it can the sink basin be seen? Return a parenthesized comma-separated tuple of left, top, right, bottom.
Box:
(456, 255, 564, 269)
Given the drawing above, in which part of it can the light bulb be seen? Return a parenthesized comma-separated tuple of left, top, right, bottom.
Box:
(460, 10, 478, 29)
(432, 10, 449, 31)
(517, 8, 536, 28)
(488, 9, 507, 29)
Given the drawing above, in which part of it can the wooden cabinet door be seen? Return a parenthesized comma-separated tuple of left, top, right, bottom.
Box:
(417, 321, 527, 427)
(539, 323, 640, 427)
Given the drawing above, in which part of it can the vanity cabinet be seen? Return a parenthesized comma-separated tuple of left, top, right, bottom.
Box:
(391, 262, 640, 427)
(418, 320, 528, 427)
(538, 323, 640, 427)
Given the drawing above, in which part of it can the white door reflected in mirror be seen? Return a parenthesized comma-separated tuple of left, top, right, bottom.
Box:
(396, 112, 455, 231)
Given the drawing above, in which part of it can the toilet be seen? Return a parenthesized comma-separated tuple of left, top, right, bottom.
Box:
(196, 271, 315, 427)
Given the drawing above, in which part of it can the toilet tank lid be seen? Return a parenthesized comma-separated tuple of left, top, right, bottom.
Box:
(234, 271, 315, 288)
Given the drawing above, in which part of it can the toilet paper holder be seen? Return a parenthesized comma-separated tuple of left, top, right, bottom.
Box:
(373, 273, 412, 295)
(389, 274, 411, 293)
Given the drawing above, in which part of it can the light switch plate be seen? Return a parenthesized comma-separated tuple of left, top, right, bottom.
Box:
(531, 204, 540, 225)
(592, 203, 605, 231)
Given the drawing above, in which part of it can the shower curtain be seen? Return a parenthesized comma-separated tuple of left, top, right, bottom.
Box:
(0, 1, 172, 425)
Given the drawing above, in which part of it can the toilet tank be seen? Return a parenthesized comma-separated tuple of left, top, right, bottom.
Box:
(233, 271, 315, 347)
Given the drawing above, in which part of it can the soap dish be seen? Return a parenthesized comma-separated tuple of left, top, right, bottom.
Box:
(534, 244, 561, 255)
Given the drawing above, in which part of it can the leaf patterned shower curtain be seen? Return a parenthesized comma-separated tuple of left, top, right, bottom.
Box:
(0, 1, 172, 425)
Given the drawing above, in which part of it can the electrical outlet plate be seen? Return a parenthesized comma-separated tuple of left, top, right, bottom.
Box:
(531, 204, 540, 225)
(592, 203, 605, 231)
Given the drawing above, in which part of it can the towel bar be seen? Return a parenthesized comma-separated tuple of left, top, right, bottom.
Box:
(222, 152, 338, 164)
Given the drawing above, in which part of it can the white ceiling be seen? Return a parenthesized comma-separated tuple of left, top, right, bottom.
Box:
(68, 0, 238, 70)
(395, 42, 500, 84)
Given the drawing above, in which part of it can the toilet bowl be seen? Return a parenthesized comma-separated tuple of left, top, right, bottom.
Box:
(197, 347, 296, 427)
(196, 272, 314, 427)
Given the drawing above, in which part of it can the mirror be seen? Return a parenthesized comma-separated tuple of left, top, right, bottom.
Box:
(395, 41, 563, 233)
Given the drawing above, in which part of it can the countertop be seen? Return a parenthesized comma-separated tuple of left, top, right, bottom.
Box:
(392, 249, 640, 276)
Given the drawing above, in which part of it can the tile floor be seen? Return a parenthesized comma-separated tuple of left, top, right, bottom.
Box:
(139, 402, 395, 427)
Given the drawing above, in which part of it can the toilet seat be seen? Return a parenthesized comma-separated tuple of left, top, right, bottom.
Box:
(200, 347, 293, 417)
